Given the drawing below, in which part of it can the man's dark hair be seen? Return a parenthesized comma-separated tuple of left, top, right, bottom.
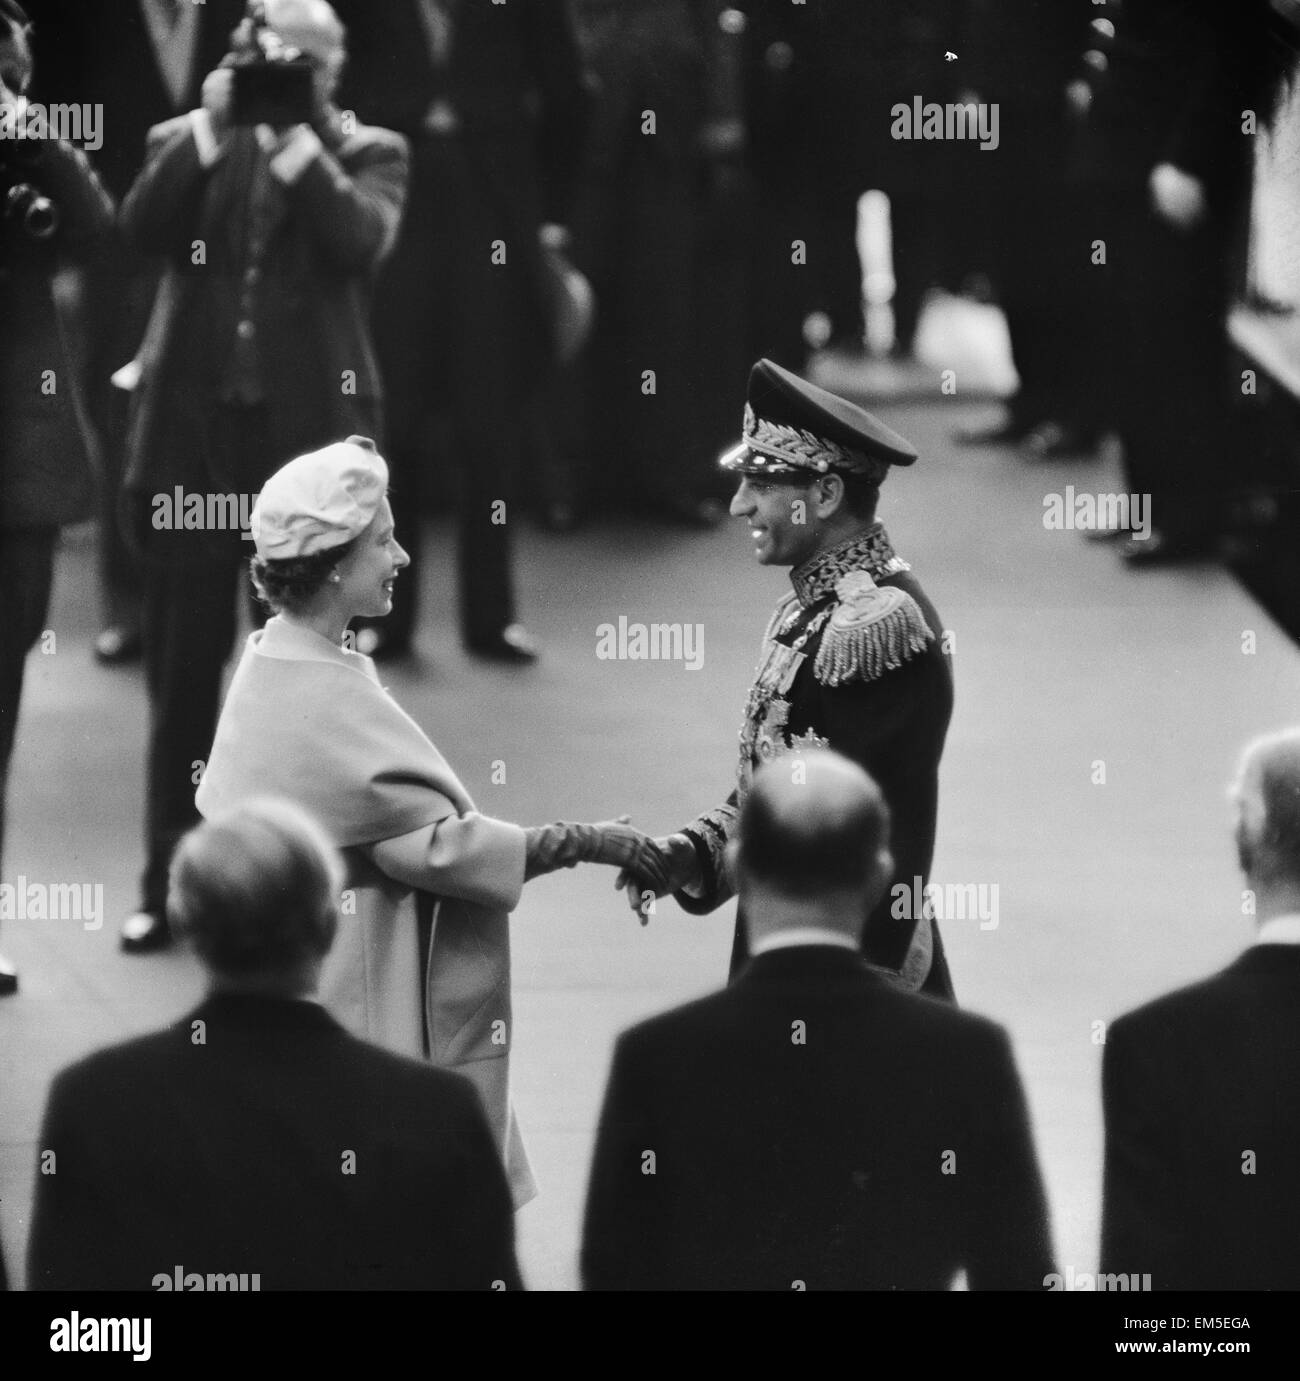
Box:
(838, 472, 881, 521)
(765, 471, 879, 522)
(739, 755, 890, 895)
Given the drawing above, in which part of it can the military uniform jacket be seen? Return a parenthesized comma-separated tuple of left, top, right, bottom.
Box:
(676, 526, 953, 985)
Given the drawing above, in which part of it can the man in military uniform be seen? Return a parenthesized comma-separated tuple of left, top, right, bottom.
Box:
(627, 360, 956, 999)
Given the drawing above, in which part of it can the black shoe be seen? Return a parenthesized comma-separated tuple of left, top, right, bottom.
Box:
(0, 954, 17, 997)
(94, 625, 142, 665)
(1120, 529, 1213, 567)
(120, 911, 172, 954)
(466, 624, 540, 664)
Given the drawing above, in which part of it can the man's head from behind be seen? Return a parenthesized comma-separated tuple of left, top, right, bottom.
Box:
(1230, 729, 1300, 908)
(732, 750, 893, 946)
(168, 798, 343, 996)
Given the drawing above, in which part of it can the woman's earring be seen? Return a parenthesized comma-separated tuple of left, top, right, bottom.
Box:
(330, 571, 341, 584)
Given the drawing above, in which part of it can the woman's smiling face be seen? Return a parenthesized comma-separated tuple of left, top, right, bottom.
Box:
(335, 497, 408, 620)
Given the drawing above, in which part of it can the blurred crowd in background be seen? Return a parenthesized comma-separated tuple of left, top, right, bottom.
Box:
(8, 1, 1300, 655)
(2, 1, 1299, 968)
(4, 0, 1300, 1299)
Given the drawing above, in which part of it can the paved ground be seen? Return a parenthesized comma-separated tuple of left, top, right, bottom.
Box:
(3, 372, 1298, 1290)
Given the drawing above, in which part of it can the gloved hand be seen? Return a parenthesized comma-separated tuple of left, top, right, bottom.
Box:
(524, 816, 672, 895)
(615, 833, 702, 923)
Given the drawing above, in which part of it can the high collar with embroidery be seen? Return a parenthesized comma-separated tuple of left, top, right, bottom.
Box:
(790, 524, 910, 608)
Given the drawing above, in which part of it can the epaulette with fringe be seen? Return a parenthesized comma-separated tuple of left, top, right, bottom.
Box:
(812, 570, 933, 687)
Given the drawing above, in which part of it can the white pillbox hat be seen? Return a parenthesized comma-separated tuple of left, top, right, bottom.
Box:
(251, 436, 389, 560)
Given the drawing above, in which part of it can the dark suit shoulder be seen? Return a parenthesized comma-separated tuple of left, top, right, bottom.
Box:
(46, 1023, 192, 1097)
(616, 967, 1010, 1062)
(46, 1008, 479, 1115)
(330, 1031, 483, 1109)
(1109, 955, 1277, 1043)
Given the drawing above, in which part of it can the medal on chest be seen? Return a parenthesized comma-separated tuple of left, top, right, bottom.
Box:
(736, 608, 831, 791)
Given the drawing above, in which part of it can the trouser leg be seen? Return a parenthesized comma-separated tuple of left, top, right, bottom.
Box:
(138, 550, 241, 915)
(0, 527, 58, 870)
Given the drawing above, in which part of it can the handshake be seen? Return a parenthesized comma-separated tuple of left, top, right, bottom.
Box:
(523, 819, 703, 923)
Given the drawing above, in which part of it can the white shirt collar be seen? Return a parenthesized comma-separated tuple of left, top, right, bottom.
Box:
(1255, 914, 1300, 946)
(750, 927, 859, 957)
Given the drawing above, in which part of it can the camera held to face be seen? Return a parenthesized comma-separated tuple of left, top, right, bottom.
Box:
(1, 133, 59, 242)
(227, 1, 315, 129)
(3, 175, 58, 239)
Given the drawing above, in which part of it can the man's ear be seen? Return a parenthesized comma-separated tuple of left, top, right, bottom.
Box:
(863, 847, 894, 912)
(814, 472, 846, 520)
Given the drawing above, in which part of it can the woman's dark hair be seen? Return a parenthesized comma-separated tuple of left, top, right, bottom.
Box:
(249, 537, 358, 614)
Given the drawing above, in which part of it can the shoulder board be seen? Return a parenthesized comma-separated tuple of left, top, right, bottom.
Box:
(812, 571, 933, 687)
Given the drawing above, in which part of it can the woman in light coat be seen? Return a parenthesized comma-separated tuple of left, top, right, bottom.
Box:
(197, 436, 667, 1206)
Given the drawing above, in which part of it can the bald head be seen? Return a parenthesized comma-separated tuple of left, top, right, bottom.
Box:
(264, 0, 345, 68)
(1231, 728, 1300, 891)
(735, 751, 892, 942)
(169, 797, 343, 993)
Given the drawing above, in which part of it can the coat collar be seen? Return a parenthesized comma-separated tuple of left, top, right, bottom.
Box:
(256, 614, 380, 682)
(736, 943, 882, 986)
(790, 523, 910, 608)
(186, 991, 344, 1034)
(1228, 944, 1300, 977)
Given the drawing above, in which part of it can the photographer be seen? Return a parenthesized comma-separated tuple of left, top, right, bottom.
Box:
(0, 0, 115, 996)
(115, 0, 409, 954)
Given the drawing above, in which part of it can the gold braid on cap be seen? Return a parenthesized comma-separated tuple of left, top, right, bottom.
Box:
(743, 404, 888, 480)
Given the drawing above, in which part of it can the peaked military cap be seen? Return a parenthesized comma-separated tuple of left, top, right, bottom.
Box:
(720, 358, 919, 482)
